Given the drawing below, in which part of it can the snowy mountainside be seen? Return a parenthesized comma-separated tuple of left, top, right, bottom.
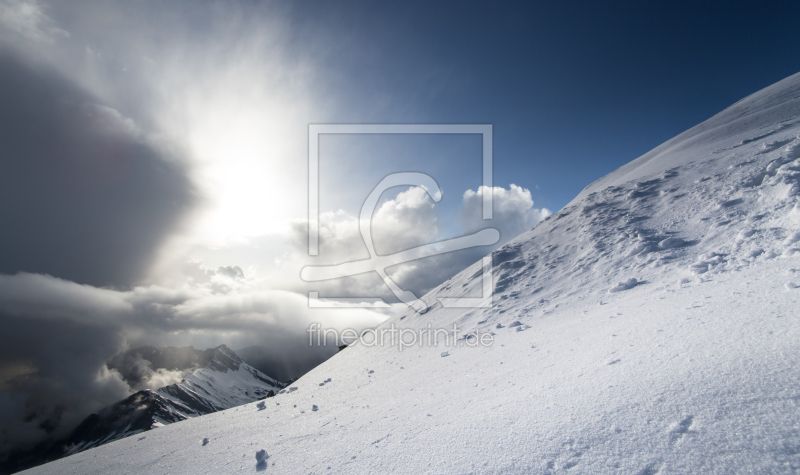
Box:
(153, 345, 284, 415)
(13, 345, 283, 472)
(23, 73, 800, 474)
(73, 345, 283, 448)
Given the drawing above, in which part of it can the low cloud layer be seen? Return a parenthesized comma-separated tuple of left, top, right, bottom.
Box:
(0, 271, 385, 455)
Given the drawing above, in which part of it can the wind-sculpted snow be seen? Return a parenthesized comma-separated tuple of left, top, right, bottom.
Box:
(23, 73, 800, 474)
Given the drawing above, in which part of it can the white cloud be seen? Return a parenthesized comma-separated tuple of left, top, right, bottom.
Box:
(460, 184, 550, 246)
(281, 184, 549, 304)
(287, 186, 439, 267)
(371, 186, 439, 254)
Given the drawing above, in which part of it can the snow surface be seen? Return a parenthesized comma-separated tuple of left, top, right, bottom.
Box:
(22, 73, 800, 474)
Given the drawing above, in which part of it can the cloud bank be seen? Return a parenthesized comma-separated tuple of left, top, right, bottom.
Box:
(285, 184, 550, 302)
(0, 271, 385, 455)
(0, 49, 196, 288)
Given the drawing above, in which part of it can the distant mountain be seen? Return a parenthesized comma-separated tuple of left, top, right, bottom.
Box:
(2, 345, 283, 474)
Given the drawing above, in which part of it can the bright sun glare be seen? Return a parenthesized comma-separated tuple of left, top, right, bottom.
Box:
(161, 41, 321, 248)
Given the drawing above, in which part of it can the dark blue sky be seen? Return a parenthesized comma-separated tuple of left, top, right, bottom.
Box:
(287, 0, 800, 210)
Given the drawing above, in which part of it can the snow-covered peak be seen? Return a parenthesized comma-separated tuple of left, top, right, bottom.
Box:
(200, 344, 245, 372)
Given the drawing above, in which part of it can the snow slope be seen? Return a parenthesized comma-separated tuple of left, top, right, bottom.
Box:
(22, 73, 800, 474)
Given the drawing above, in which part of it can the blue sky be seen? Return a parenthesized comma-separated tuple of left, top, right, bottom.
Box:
(283, 0, 800, 210)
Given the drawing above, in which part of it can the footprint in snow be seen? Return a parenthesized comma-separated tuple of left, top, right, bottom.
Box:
(257, 401, 266, 410)
(608, 278, 639, 293)
(786, 282, 799, 290)
(669, 415, 695, 443)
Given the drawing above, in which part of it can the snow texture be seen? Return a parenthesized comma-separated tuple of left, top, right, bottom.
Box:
(21, 73, 800, 474)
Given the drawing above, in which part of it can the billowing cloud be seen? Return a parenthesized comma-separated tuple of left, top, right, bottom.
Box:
(460, 184, 551, 245)
(0, 6, 341, 457)
(0, 271, 385, 455)
(371, 186, 439, 255)
(297, 186, 439, 264)
(0, 49, 196, 288)
(285, 184, 549, 303)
